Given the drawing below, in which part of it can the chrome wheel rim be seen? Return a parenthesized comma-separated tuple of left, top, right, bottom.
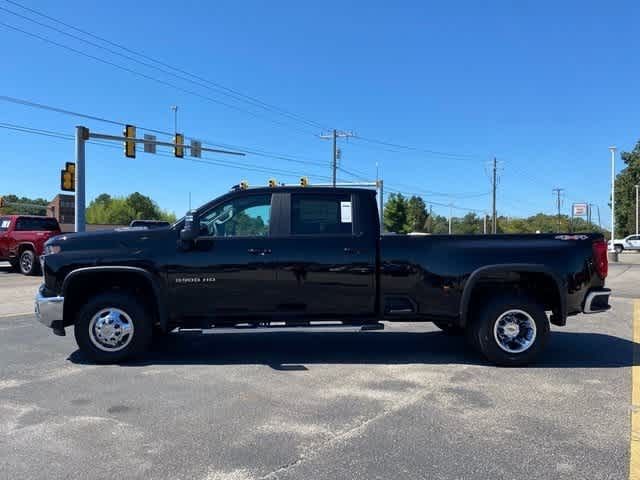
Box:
(493, 309, 537, 354)
(88, 308, 134, 352)
(20, 252, 32, 272)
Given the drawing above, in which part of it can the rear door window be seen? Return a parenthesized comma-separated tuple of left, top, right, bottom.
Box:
(291, 193, 353, 235)
(15, 217, 60, 231)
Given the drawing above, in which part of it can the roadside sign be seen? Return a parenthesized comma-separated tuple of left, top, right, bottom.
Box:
(144, 134, 157, 154)
(191, 139, 202, 158)
(572, 203, 588, 216)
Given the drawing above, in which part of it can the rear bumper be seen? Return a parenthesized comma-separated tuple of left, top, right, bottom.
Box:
(34, 284, 64, 327)
(583, 288, 611, 314)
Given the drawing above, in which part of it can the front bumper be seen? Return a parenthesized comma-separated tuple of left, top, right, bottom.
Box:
(583, 288, 611, 314)
(34, 285, 64, 328)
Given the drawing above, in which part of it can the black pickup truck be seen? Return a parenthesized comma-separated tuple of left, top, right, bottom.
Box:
(35, 186, 611, 366)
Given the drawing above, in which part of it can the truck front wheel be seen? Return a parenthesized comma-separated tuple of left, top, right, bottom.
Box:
(74, 292, 152, 363)
(467, 295, 550, 366)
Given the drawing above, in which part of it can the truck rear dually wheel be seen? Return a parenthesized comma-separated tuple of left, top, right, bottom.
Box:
(74, 292, 152, 363)
(19, 249, 38, 275)
(467, 295, 549, 366)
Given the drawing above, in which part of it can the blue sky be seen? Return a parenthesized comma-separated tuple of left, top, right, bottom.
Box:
(1, 0, 639, 225)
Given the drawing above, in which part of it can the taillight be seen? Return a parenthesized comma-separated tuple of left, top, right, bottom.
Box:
(592, 239, 608, 279)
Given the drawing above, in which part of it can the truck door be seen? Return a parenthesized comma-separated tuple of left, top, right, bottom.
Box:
(272, 191, 377, 318)
(170, 193, 280, 318)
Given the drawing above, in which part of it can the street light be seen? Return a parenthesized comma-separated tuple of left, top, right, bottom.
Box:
(610, 146, 617, 250)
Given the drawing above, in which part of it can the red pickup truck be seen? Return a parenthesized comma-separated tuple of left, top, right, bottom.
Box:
(0, 215, 61, 275)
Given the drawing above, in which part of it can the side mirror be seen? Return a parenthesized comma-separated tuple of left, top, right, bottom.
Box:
(180, 210, 200, 248)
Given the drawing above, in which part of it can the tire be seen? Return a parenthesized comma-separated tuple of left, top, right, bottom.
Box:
(18, 249, 38, 276)
(614, 244, 624, 254)
(433, 321, 465, 336)
(466, 294, 550, 366)
(74, 292, 152, 363)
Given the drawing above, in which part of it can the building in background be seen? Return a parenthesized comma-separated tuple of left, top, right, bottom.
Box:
(46, 194, 123, 232)
(47, 194, 75, 225)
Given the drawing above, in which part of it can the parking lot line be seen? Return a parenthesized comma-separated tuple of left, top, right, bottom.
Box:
(0, 312, 32, 319)
(631, 300, 640, 480)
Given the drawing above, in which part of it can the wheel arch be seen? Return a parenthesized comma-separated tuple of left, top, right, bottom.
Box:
(62, 266, 168, 330)
(459, 264, 566, 327)
(16, 241, 36, 256)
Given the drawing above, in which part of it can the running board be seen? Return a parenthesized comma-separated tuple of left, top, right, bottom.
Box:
(177, 322, 384, 335)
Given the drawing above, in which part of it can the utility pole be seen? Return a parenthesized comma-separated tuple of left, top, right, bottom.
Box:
(610, 146, 617, 248)
(448, 204, 453, 235)
(491, 157, 497, 233)
(483, 214, 487, 234)
(636, 185, 640, 235)
(320, 129, 354, 186)
(552, 187, 564, 232)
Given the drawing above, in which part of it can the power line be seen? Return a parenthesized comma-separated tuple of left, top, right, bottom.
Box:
(1, 0, 501, 168)
(353, 135, 483, 161)
(384, 186, 485, 213)
(0, 20, 320, 137)
(0, 121, 334, 181)
(2, 0, 331, 132)
(0, 95, 330, 168)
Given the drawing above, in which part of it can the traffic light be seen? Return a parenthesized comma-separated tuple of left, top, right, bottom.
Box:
(239, 180, 249, 190)
(268, 178, 277, 188)
(60, 162, 75, 192)
(174, 133, 184, 158)
(300, 176, 309, 187)
(123, 125, 136, 158)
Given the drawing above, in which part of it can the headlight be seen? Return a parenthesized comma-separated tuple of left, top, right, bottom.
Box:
(45, 244, 61, 255)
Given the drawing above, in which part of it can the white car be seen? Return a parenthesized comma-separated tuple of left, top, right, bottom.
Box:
(609, 235, 640, 253)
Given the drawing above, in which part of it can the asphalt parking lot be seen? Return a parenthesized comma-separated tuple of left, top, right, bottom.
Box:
(1, 258, 638, 480)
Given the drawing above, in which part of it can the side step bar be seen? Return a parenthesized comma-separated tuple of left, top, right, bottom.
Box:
(177, 322, 384, 335)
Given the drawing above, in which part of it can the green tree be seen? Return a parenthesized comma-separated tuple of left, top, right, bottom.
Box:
(0, 194, 48, 215)
(614, 140, 640, 238)
(455, 212, 482, 234)
(406, 196, 428, 232)
(430, 214, 449, 234)
(126, 192, 158, 220)
(383, 193, 409, 233)
(85, 192, 176, 225)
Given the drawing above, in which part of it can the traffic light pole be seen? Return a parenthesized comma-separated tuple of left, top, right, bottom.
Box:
(71, 125, 244, 233)
(75, 126, 88, 232)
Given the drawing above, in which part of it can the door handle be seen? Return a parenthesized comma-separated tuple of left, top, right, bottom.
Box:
(343, 247, 360, 255)
(248, 248, 272, 256)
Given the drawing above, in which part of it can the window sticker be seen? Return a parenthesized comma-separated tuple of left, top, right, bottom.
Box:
(340, 201, 352, 223)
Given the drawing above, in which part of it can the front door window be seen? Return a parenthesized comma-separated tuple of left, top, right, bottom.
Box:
(200, 195, 271, 237)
